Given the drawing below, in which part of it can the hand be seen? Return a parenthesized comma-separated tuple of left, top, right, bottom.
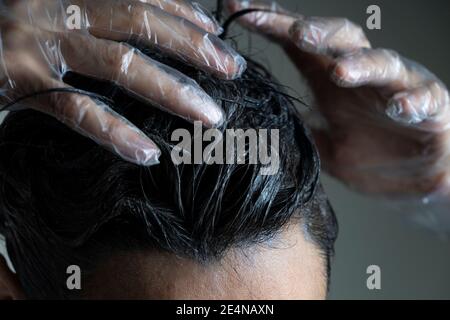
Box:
(226, 0, 450, 196)
(0, 0, 246, 166)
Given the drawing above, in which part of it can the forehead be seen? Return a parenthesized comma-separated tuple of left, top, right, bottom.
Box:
(84, 223, 328, 299)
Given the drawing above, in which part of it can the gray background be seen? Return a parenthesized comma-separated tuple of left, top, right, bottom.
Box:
(1, 0, 450, 299)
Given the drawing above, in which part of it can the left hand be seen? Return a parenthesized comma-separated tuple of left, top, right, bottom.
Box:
(226, 0, 450, 197)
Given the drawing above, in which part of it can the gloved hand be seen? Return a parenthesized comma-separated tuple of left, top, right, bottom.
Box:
(226, 0, 450, 197)
(0, 0, 246, 166)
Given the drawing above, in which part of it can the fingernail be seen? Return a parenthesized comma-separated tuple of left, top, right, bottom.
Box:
(386, 100, 404, 121)
(232, 54, 248, 79)
(208, 102, 226, 127)
(127, 132, 161, 166)
(388, 95, 430, 125)
(205, 33, 247, 79)
(386, 98, 424, 125)
(132, 136, 161, 166)
(331, 61, 366, 87)
(197, 94, 226, 127)
(331, 64, 351, 87)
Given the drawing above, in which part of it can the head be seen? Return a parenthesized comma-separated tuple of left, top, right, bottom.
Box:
(0, 52, 337, 299)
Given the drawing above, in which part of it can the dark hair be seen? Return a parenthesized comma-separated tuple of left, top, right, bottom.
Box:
(0, 52, 337, 299)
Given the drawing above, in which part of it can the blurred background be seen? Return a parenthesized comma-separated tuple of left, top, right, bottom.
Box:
(1, 0, 450, 299)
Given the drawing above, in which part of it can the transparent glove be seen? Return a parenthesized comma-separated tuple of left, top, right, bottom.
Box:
(226, 0, 450, 197)
(0, 0, 247, 166)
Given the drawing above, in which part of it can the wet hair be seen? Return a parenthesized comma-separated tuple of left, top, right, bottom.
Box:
(0, 52, 337, 299)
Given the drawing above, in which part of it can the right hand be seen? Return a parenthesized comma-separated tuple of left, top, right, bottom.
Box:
(0, 0, 246, 166)
(226, 0, 450, 196)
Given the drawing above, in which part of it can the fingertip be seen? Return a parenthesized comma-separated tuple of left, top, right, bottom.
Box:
(138, 147, 161, 166)
(330, 62, 354, 87)
(176, 84, 226, 128)
(206, 32, 247, 80)
(191, 1, 223, 35)
(386, 99, 406, 122)
(109, 118, 162, 166)
(386, 93, 424, 125)
(197, 97, 226, 128)
(127, 133, 162, 166)
(289, 20, 320, 53)
(330, 57, 370, 88)
(332, 62, 346, 78)
(228, 54, 248, 80)
(207, 104, 226, 128)
(213, 25, 225, 36)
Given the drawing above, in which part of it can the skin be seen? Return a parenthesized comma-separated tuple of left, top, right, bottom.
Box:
(0, 222, 327, 300)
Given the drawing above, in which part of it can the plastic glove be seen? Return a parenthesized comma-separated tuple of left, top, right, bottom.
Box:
(226, 0, 450, 197)
(0, 0, 246, 166)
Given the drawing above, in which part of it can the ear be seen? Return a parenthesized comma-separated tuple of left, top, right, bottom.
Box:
(0, 254, 25, 300)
